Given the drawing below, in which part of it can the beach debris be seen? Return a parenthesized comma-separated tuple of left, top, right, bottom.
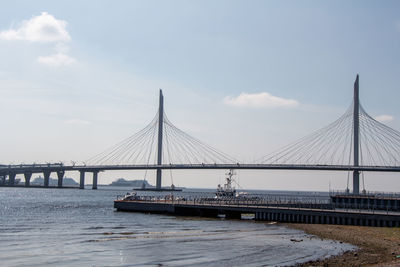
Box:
(290, 238, 303, 242)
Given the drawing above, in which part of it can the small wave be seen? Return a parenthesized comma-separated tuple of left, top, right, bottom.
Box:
(85, 226, 104, 230)
(112, 226, 126, 229)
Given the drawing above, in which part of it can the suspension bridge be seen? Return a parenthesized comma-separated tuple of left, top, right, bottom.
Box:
(1, 75, 400, 194)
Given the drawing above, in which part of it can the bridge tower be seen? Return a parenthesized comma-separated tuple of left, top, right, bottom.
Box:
(156, 89, 164, 190)
(353, 74, 360, 194)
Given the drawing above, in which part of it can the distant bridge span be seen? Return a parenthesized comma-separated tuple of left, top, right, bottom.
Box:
(3, 163, 400, 173)
(78, 164, 400, 173)
(2, 75, 400, 192)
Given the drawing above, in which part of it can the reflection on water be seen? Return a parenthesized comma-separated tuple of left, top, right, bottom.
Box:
(0, 187, 354, 266)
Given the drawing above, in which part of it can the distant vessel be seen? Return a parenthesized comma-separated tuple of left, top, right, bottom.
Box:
(215, 169, 237, 198)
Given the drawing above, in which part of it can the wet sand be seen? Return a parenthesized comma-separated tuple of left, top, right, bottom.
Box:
(287, 224, 400, 266)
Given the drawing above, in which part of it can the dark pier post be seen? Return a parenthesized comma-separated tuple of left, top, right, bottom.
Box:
(156, 89, 164, 190)
(353, 74, 360, 195)
(0, 174, 5, 185)
(79, 171, 85, 189)
(8, 172, 16, 186)
(92, 171, 98, 190)
(24, 172, 32, 187)
(57, 171, 64, 188)
(43, 171, 51, 187)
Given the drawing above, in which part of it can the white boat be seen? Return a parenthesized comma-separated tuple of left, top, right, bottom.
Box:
(215, 169, 237, 198)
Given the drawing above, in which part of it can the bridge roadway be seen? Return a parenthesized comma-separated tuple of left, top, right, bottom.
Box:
(1, 163, 400, 189)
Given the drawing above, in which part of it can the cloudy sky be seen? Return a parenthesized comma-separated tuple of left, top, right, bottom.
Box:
(1, 1, 400, 191)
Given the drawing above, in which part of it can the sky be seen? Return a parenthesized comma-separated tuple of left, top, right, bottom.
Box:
(1, 0, 400, 191)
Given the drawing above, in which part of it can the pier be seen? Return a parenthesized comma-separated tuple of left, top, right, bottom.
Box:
(114, 198, 400, 228)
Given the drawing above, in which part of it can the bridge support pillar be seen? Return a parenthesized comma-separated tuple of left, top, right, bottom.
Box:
(156, 168, 162, 190)
(79, 171, 85, 189)
(8, 173, 16, 186)
(57, 171, 65, 188)
(43, 171, 51, 187)
(24, 172, 32, 187)
(353, 171, 360, 195)
(92, 171, 98, 190)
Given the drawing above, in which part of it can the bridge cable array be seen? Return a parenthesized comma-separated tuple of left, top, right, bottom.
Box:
(86, 111, 238, 166)
(258, 101, 400, 167)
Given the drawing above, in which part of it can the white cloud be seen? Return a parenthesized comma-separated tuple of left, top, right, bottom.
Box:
(65, 119, 92, 125)
(37, 53, 76, 67)
(223, 92, 299, 108)
(0, 12, 70, 43)
(374, 114, 394, 123)
(0, 12, 76, 67)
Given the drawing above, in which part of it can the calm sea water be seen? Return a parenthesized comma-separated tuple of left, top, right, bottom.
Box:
(0, 187, 354, 267)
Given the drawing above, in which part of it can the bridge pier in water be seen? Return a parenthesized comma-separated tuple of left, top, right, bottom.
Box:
(92, 171, 98, 190)
(43, 171, 51, 187)
(79, 171, 85, 189)
(57, 171, 64, 188)
(8, 173, 16, 186)
(24, 172, 32, 187)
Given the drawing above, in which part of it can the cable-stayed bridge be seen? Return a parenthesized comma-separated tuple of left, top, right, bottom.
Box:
(1, 75, 400, 194)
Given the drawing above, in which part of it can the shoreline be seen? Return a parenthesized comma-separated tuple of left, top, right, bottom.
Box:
(286, 223, 400, 266)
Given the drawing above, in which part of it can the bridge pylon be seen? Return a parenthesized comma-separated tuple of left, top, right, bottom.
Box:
(353, 74, 360, 195)
(156, 89, 164, 190)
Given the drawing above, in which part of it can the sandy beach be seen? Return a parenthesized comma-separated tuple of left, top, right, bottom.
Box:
(288, 224, 400, 266)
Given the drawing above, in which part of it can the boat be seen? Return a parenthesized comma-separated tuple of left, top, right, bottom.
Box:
(215, 169, 237, 198)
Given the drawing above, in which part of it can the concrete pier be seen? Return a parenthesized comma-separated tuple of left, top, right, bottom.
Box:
(57, 171, 64, 188)
(24, 172, 32, 187)
(114, 200, 400, 228)
(92, 171, 98, 190)
(79, 171, 85, 189)
(8, 173, 16, 186)
(43, 171, 51, 187)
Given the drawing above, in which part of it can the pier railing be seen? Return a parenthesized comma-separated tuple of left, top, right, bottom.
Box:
(116, 194, 400, 215)
(330, 190, 400, 199)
